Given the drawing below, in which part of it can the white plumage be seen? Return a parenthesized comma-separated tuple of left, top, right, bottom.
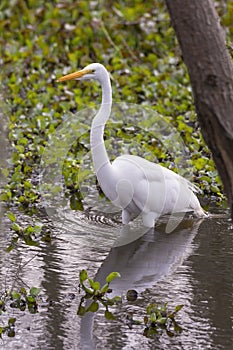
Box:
(58, 63, 206, 227)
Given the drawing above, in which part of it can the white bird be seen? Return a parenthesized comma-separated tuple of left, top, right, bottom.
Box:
(57, 63, 206, 227)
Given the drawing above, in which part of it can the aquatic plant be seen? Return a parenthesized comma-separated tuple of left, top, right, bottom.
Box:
(6, 211, 51, 252)
(78, 269, 121, 320)
(0, 286, 41, 338)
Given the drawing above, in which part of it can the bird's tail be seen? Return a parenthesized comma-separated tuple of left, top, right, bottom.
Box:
(195, 206, 208, 217)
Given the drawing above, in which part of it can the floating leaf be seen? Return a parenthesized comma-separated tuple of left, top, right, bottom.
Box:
(11, 291, 20, 300)
(7, 212, 16, 222)
(87, 301, 99, 313)
(157, 317, 167, 325)
(105, 272, 121, 284)
(100, 283, 109, 294)
(29, 287, 41, 298)
(77, 305, 86, 316)
(105, 310, 116, 320)
(8, 318, 16, 326)
(88, 279, 100, 291)
(11, 223, 21, 232)
(5, 244, 15, 253)
(79, 269, 88, 284)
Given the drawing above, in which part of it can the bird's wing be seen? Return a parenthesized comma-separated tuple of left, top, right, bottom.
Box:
(114, 154, 197, 192)
(112, 154, 201, 215)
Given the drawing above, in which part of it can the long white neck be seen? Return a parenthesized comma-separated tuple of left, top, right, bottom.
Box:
(90, 71, 112, 175)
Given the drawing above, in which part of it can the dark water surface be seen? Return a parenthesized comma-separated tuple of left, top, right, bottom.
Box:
(0, 207, 232, 350)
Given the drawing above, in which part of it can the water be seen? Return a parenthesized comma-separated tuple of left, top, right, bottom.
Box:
(0, 207, 233, 350)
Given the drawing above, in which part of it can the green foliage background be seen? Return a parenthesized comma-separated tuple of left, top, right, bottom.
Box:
(1, 0, 233, 218)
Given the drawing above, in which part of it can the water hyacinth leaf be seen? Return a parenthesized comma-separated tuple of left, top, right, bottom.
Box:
(0, 327, 4, 337)
(88, 279, 100, 291)
(11, 223, 21, 232)
(146, 303, 157, 314)
(100, 283, 109, 293)
(20, 287, 27, 296)
(79, 269, 88, 284)
(157, 317, 167, 325)
(8, 318, 16, 326)
(33, 225, 42, 234)
(173, 321, 183, 333)
(174, 304, 183, 313)
(77, 305, 86, 316)
(150, 312, 157, 323)
(11, 291, 20, 300)
(87, 301, 99, 313)
(105, 310, 116, 320)
(7, 329, 15, 337)
(26, 296, 35, 303)
(7, 212, 16, 222)
(82, 285, 94, 295)
(23, 237, 39, 246)
(5, 244, 15, 253)
(111, 295, 122, 303)
(70, 195, 84, 210)
(105, 272, 121, 284)
(29, 287, 41, 297)
(166, 330, 175, 337)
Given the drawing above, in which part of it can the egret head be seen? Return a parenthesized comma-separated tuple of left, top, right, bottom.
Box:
(57, 63, 108, 84)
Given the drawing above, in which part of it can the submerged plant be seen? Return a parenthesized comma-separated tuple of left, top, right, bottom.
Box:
(78, 269, 121, 320)
(0, 286, 41, 339)
(0, 318, 16, 339)
(9, 287, 41, 314)
(78, 270, 183, 338)
(6, 211, 51, 252)
(127, 301, 183, 338)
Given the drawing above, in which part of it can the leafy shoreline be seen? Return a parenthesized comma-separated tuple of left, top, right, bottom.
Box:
(1, 0, 231, 217)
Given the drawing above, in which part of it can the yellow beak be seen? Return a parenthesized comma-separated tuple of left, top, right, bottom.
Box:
(57, 69, 92, 82)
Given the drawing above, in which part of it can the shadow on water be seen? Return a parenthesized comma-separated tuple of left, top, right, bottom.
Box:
(0, 208, 233, 350)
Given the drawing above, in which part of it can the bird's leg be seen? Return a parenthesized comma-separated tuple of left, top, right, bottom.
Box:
(122, 209, 131, 224)
(142, 212, 157, 228)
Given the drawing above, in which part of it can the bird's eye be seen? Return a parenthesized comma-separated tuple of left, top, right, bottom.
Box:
(91, 69, 95, 73)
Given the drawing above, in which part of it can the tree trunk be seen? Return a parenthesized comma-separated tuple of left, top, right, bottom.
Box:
(165, 0, 233, 219)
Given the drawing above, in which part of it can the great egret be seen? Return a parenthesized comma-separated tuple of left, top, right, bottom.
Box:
(57, 63, 206, 227)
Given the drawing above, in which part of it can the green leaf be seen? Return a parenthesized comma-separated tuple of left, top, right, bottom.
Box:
(0, 327, 5, 337)
(104, 310, 116, 320)
(29, 287, 41, 298)
(81, 285, 94, 295)
(11, 223, 21, 232)
(70, 195, 84, 210)
(11, 291, 20, 300)
(105, 272, 121, 284)
(157, 317, 167, 325)
(7, 329, 15, 337)
(77, 305, 86, 316)
(100, 283, 109, 294)
(87, 301, 99, 313)
(173, 320, 183, 333)
(7, 212, 16, 222)
(174, 304, 183, 313)
(5, 244, 15, 253)
(150, 312, 157, 323)
(146, 303, 157, 315)
(8, 318, 16, 326)
(79, 269, 88, 284)
(20, 287, 27, 296)
(88, 279, 100, 291)
(111, 295, 122, 304)
(26, 296, 35, 303)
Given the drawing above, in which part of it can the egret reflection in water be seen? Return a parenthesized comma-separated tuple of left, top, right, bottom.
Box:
(80, 218, 203, 349)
